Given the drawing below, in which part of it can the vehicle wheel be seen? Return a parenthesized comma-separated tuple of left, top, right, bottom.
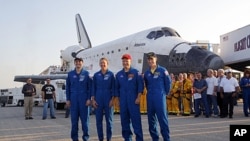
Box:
(1, 103, 6, 107)
(56, 103, 65, 110)
(34, 101, 38, 106)
(17, 100, 24, 107)
(54, 102, 57, 109)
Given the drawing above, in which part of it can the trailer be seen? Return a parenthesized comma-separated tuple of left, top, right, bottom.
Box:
(0, 88, 24, 107)
(218, 24, 250, 71)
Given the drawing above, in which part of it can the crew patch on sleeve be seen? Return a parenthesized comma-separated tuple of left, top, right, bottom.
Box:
(165, 70, 169, 75)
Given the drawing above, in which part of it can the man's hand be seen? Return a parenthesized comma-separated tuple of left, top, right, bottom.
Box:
(135, 97, 140, 105)
(220, 93, 224, 99)
(86, 99, 91, 106)
(92, 100, 98, 108)
(109, 99, 113, 107)
(232, 93, 237, 98)
(197, 89, 201, 93)
(213, 92, 217, 96)
(66, 101, 71, 108)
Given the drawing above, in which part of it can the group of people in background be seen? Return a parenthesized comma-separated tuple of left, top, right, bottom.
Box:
(167, 68, 250, 120)
(21, 52, 250, 141)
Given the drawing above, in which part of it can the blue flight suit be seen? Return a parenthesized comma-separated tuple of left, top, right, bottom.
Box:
(66, 69, 91, 141)
(240, 76, 250, 117)
(193, 79, 209, 117)
(144, 65, 171, 141)
(115, 67, 144, 141)
(92, 70, 115, 140)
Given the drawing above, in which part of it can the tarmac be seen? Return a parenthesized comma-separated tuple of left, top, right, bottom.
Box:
(0, 101, 250, 141)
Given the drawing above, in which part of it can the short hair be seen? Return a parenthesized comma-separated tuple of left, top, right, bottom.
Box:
(207, 68, 213, 72)
(218, 69, 224, 73)
(244, 69, 250, 76)
(74, 57, 83, 62)
(99, 57, 109, 63)
(147, 52, 157, 59)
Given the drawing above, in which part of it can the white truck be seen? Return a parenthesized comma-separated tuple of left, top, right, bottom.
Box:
(0, 87, 24, 107)
(0, 87, 43, 107)
(48, 79, 67, 110)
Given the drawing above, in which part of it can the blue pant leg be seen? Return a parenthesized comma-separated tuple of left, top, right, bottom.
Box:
(129, 103, 143, 141)
(207, 95, 212, 115)
(105, 105, 113, 140)
(95, 105, 104, 140)
(70, 105, 79, 141)
(147, 94, 159, 141)
(120, 102, 132, 140)
(248, 92, 250, 113)
(48, 99, 55, 118)
(201, 93, 209, 116)
(42, 101, 48, 118)
(79, 104, 90, 141)
(194, 99, 201, 116)
(211, 96, 219, 115)
(155, 94, 170, 141)
(243, 91, 249, 115)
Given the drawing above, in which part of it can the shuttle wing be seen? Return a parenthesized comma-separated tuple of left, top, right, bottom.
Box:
(75, 13, 92, 49)
(14, 74, 67, 84)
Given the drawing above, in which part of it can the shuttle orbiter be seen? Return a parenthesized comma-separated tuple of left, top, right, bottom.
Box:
(14, 13, 224, 83)
(60, 14, 224, 76)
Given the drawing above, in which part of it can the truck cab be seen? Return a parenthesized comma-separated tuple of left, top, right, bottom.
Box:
(0, 88, 24, 107)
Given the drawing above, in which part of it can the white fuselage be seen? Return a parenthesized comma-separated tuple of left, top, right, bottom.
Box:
(62, 27, 191, 75)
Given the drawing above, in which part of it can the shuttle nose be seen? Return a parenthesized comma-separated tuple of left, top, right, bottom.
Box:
(158, 46, 224, 74)
(184, 46, 224, 74)
(207, 56, 224, 70)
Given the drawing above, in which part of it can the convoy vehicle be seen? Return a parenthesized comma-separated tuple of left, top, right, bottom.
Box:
(0, 88, 24, 107)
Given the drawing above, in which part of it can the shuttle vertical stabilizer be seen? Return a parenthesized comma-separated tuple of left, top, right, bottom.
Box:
(75, 13, 92, 49)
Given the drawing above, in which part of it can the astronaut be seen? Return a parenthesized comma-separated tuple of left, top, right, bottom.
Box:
(66, 58, 92, 141)
(144, 52, 171, 141)
(91, 57, 115, 141)
(115, 54, 144, 141)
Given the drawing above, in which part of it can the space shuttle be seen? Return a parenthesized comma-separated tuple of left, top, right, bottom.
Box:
(14, 13, 224, 83)
(60, 14, 224, 75)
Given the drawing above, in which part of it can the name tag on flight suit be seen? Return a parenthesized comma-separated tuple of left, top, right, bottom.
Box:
(79, 75, 85, 81)
(104, 74, 109, 80)
(153, 72, 160, 79)
(128, 74, 134, 81)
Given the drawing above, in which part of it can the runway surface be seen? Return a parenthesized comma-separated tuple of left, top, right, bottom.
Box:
(0, 101, 249, 141)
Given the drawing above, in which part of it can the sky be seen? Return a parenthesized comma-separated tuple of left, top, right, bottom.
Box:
(0, 0, 250, 89)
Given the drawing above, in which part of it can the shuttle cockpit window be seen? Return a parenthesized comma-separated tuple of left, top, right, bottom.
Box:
(163, 30, 173, 37)
(156, 31, 164, 39)
(147, 31, 156, 39)
(146, 28, 180, 40)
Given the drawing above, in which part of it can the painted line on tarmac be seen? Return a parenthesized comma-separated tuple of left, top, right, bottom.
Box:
(171, 118, 250, 127)
(0, 132, 62, 141)
(0, 124, 70, 132)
